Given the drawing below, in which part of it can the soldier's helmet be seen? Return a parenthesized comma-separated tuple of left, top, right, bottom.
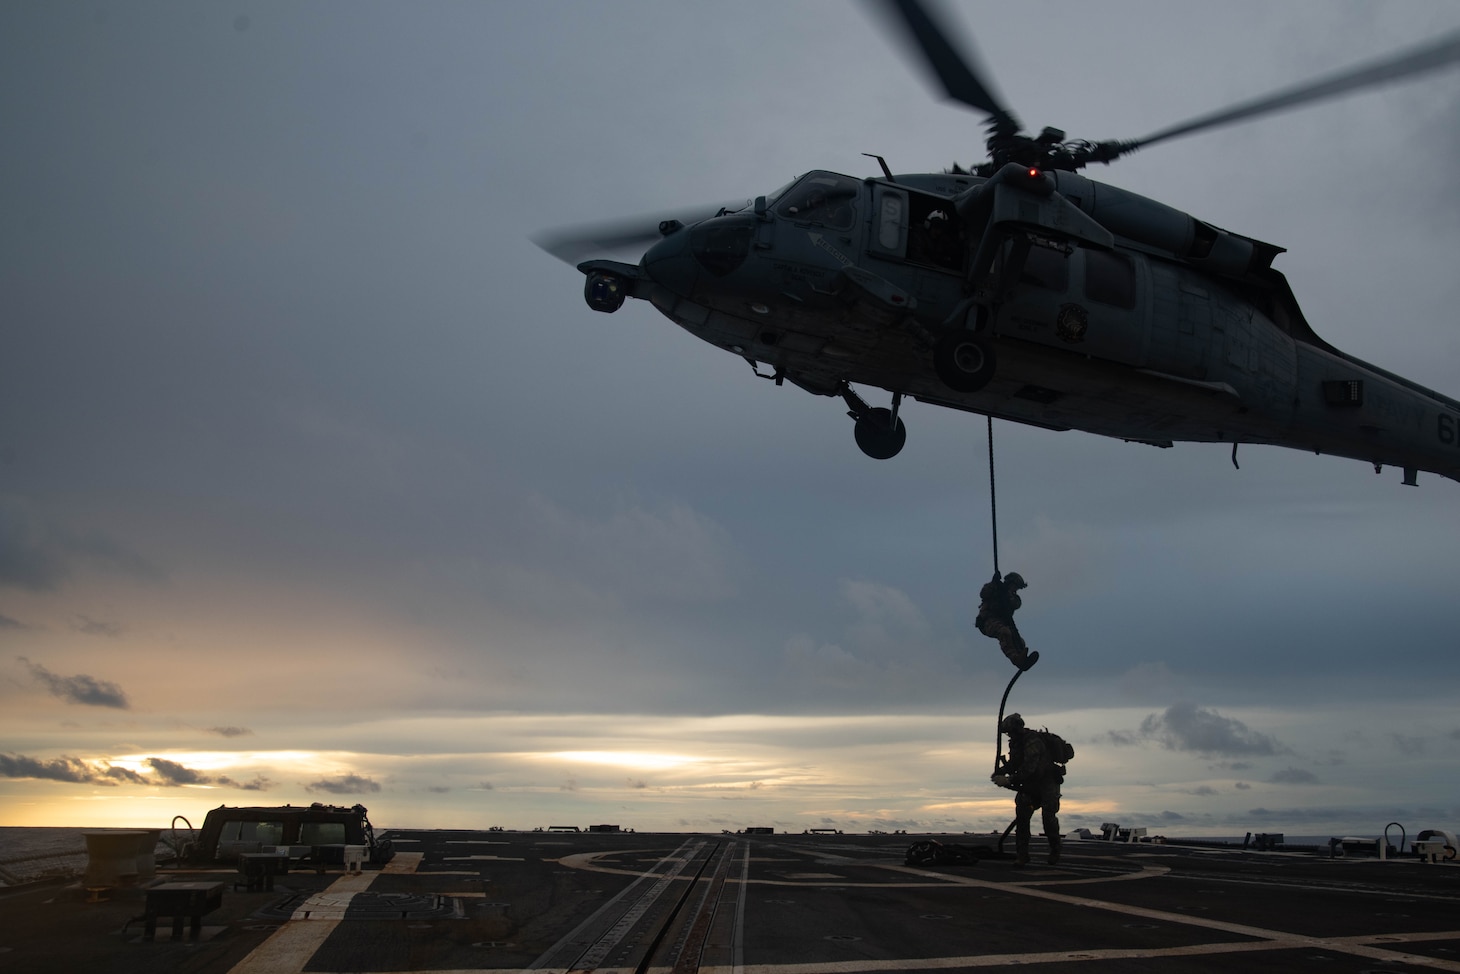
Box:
(1000, 713, 1025, 734)
(1004, 572, 1026, 589)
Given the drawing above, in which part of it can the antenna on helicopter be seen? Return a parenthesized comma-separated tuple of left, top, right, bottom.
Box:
(862, 152, 896, 181)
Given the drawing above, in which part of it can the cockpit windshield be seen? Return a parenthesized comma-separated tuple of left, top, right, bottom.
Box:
(774, 172, 859, 230)
(764, 179, 797, 206)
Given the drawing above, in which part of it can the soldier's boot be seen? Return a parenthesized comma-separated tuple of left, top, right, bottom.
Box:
(1046, 835, 1061, 866)
(1018, 650, 1040, 671)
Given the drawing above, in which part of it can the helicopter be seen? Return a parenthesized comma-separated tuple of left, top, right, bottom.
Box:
(536, 0, 1460, 486)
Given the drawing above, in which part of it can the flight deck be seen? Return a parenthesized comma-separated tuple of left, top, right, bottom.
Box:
(5, 828, 1460, 973)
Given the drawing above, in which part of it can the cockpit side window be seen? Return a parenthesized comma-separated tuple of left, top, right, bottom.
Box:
(775, 172, 859, 230)
(905, 192, 963, 272)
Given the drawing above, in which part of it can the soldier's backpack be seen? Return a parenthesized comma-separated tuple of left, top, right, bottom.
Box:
(1038, 730, 1075, 765)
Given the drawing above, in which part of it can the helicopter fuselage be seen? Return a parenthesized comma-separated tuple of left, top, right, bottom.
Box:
(578, 166, 1460, 485)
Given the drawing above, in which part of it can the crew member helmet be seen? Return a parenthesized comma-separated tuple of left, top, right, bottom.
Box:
(1000, 713, 1025, 734)
(1004, 572, 1026, 589)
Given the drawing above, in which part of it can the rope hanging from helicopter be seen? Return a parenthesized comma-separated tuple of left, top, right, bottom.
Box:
(994, 664, 1024, 776)
(983, 414, 1025, 773)
(980, 416, 1043, 779)
(986, 415, 999, 576)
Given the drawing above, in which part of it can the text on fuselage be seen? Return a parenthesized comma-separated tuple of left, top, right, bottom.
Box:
(1439, 412, 1460, 445)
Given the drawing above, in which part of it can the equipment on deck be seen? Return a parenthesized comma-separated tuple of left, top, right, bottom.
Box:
(177, 802, 393, 867)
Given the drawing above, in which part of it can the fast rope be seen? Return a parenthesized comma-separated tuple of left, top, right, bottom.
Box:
(986, 413, 1015, 774)
(993, 665, 1023, 775)
(987, 415, 999, 576)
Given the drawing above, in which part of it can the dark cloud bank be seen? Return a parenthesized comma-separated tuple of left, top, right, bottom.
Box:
(307, 773, 381, 795)
(19, 657, 129, 709)
(0, 752, 271, 791)
(1107, 703, 1284, 756)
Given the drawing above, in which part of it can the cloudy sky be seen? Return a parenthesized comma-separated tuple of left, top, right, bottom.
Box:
(3, 1, 1459, 839)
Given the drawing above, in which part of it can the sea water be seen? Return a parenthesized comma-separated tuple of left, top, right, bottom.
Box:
(0, 827, 176, 886)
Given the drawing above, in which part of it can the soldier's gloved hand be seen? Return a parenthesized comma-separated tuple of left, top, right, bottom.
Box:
(991, 774, 1012, 789)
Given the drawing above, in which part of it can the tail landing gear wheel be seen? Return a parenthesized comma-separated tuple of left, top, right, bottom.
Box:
(854, 407, 907, 459)
(584, 271, 626, 313)
(935, 332, 996, 393)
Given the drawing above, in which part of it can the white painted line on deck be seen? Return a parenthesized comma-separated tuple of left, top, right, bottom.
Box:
(227, 919, 343, 974)
(877, 860, 1171, 887)
(299, 929, 1460, 974)
(526, 839, 702, 971)
(697, 933, 1460, 973)
(382, 851, 424, 874)
(571, 840, 706, 971)
(733, 840, 749, 974)
(326, 870, 379, 890)
(870, 862, 1460, 973)
(228, 853, 420, 974)
(232, 843, 1460, 974)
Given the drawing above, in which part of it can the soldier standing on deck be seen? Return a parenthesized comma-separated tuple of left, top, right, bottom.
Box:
(976, 571, 1038, 671)
(992, 713, 1070, 865)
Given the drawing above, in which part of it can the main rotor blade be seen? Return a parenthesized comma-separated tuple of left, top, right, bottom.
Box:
(876, 0, 1020, 133)
(1129, 27, 1460, 153)
(532, 201, 749, 265)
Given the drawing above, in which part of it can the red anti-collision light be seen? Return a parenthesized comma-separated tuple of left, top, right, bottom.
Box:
(1028, 168, 1040, 178)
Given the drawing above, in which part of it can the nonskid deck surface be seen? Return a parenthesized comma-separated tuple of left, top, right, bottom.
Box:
(5, 830, 1460, 973)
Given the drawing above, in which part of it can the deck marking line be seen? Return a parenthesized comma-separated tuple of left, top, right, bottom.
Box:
(673, 841, 737, 974)
(884, 862, 1360, 941)
(1334, 930, 1460, 946)
(875, 861, 1460, 972)
(526, 839, 700, 971)
(229, 857, 407, 974)
(305, 930, 1460, 974)
(733, 840, 749, 974)
(417, 870, 481, 876)
(289, 891, 356, 919)
(694, 932, 1460, 973)
(249, 844, 1460, 974)
(227, 918, 342, 974)
(382, 851, 423, 874)
(572, 840, 706, 971)
(560, 854, 996, 887)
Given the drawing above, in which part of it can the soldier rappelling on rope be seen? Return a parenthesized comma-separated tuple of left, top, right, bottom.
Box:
(975, 418, 1039, 672)
(976, 571, 1038, 671)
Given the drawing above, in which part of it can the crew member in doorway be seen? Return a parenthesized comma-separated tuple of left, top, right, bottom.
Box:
(976, 571, 1038, 670)
(992, 713, 1072, 865)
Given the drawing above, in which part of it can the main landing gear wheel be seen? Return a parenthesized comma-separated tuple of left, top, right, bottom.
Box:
(934, 331, 996, 393)
(854, 407, 907, 460)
